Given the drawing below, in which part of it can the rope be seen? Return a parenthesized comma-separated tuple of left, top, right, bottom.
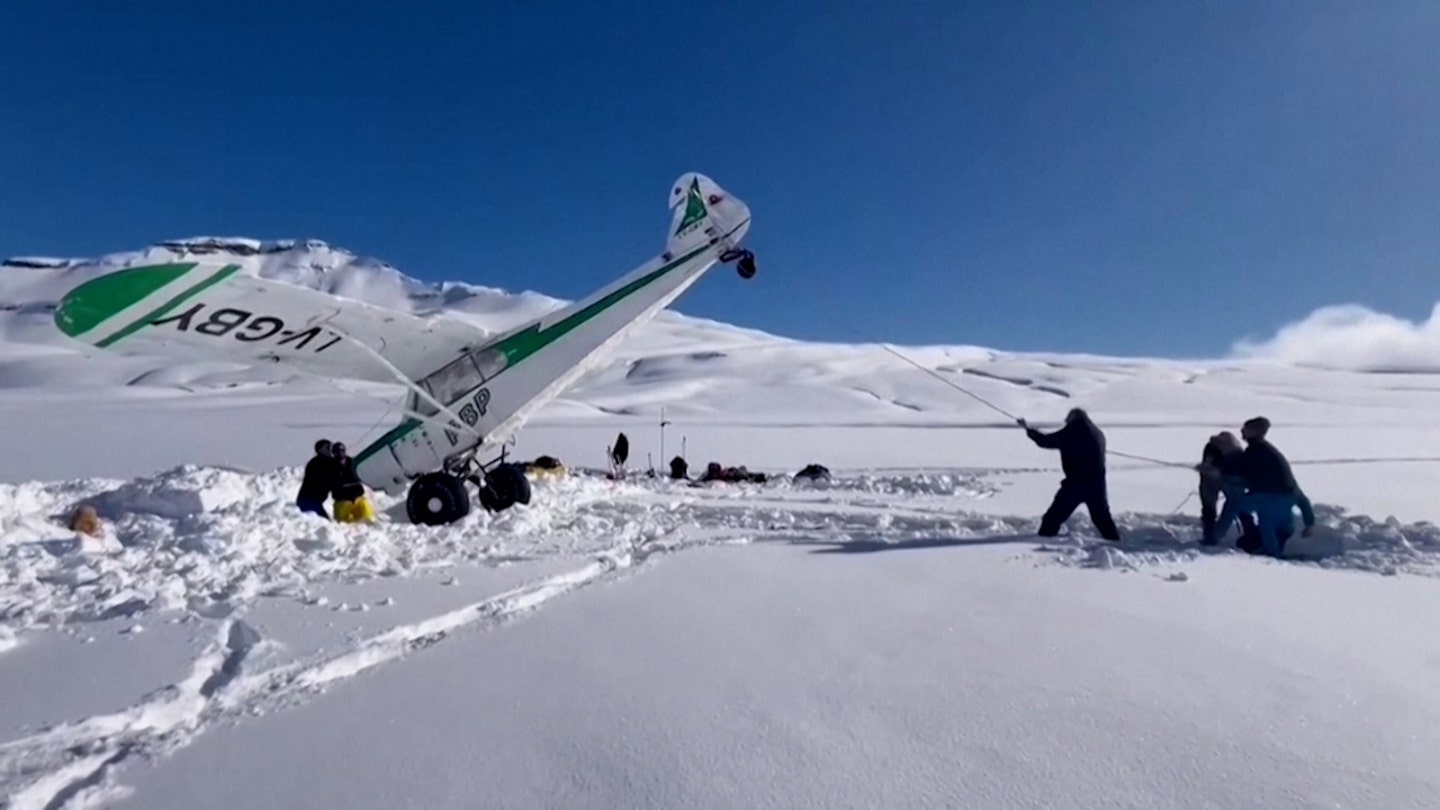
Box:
(354, 399, 398, 448)
(1107, 451, 1440, 471)
(872, 342, 1192, 470)
(874, 343, 1021, 421)
(868, 345, 1440, 472)
(878, 341, 1440, 474)
(1168, 490, 1196, 515)
(1106, 449, 1194, 470)
(1290, 456, 1440, 467)
(313, 374, 403, 448)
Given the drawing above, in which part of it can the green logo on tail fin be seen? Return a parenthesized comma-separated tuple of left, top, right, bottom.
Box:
(674, 178, 708, 236)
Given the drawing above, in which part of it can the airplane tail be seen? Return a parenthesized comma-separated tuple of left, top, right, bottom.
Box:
(666, 173, 751, 258)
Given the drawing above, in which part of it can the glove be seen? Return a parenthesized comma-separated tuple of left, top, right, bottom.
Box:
(1016, 418, 1028, 429)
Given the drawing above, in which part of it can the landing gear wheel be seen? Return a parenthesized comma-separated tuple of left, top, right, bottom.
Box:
(736, 252, 757, 279)
(407, 472, 472, 526)
(478, 463, 533, 513)
(721, 248, 757, 279)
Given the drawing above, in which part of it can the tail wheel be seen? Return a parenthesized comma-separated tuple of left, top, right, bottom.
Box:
(722, 248, 757, 279)
(736, 252, 757, 279)
(407, 472, 472, 526)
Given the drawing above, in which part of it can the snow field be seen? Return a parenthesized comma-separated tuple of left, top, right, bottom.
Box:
(6, 239, 1440, 806)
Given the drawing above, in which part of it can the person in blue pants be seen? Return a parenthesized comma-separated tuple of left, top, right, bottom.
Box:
(296, 439, 338, 519)
(1228, 417, 1314, 557)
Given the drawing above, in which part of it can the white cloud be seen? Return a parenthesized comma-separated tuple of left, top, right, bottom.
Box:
(1234, 303, 1440, 372)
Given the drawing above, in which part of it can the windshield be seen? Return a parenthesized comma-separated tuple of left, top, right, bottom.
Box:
(412, 354, 484, 416)
(473, 347, 508, 379)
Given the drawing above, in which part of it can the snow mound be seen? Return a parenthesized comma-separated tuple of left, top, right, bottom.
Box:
(0, 467, 659, 633)
(1036, 502, 1440, 577)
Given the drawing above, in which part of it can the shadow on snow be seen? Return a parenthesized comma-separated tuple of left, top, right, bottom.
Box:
(797, 535, 1044, 555)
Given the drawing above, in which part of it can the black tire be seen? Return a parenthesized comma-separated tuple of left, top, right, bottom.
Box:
(478, 463, 532, 513)
(407, 472, 472, 526)
(736, 253, 757, 279)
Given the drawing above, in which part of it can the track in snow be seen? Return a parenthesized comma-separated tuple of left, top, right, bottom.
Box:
(0, 546, 655, 809)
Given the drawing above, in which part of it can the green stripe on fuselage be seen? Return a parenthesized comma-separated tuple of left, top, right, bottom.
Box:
(491, 242, 709, 367)
(354, 418, 421, 467)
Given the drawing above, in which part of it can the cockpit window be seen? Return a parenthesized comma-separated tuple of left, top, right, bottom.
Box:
(473, 348, 508, 379)
(416, 354, 484, 413)
(408, 346, 507, 419)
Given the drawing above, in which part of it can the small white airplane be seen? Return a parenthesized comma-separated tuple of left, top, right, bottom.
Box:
(53, 173, 756, 524)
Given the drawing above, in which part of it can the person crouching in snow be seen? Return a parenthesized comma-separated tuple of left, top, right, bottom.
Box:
(330, 442, 376, 523)
(1197, 431, 1254, 546)
(297, 439, 338, 519)
(1019, 408, 1121, 541)
(1224, 417, 1314, 557)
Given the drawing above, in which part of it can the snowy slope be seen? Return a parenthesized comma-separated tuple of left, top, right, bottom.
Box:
(5, 240, 1440, 808)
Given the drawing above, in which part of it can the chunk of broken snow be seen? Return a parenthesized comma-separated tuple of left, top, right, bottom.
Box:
(87, 466, 258, 521)
(1085, 545, 1137, 571)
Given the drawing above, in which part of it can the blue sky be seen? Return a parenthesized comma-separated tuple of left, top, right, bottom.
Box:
(2, 1, 1436, 357)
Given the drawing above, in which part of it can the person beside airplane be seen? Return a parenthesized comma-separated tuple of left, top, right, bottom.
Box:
(330, 442, 377, 523)
(295, 439, 375, 523)
(296, 439, 338, 520)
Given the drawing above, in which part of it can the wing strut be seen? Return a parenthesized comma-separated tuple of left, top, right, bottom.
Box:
(326, 326, 484, 440)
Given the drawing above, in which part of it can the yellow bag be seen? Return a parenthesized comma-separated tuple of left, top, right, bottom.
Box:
(525, 462, 567, 479)
(334, 496, 376, 523)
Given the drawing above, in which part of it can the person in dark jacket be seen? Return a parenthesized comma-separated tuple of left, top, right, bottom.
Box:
(1197, 431, 1252, 545)
(297, 439, 337, 519)
(1224, 417, 1313, 556)
(1020, 408, 1121, 541)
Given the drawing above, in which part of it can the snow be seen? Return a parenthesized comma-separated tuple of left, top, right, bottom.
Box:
(109, 543, 1440, 810)
(4, 239, 1440, 807)
(1237, 302, 1440, 372)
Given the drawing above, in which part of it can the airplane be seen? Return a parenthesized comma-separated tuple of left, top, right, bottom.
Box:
(52, 173, 756, 525)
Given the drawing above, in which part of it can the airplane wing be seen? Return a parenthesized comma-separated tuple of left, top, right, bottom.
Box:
(54, 262, 486, 384)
